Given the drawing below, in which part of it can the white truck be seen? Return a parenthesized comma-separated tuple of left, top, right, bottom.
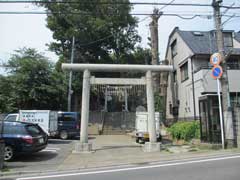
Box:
(135, 112, 161, 143)
(4, 110, 58, 137)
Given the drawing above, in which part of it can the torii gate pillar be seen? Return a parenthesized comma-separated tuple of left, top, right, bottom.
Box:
(62, 64, 173, 153)
(143, 70, 161, 152)
(73, 69, 93, 153)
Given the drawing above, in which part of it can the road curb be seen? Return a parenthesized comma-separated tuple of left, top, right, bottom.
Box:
(1, 149, 240, 178)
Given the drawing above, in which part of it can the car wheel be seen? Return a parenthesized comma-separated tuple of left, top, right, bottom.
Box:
(136, 138, 139, 143)
(138, 138, 145, 144)
(157, 136, 162, 142)
(4, 145, 14, 161)
(60, 130, 68, 140)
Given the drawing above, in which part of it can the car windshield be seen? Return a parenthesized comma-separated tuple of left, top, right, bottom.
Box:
(5, 115, 17, 121)
(26, 125, 43, 136)
(59, 113, 78, 121)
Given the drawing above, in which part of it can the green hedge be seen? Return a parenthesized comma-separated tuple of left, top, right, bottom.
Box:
(168, 121, 200, 141)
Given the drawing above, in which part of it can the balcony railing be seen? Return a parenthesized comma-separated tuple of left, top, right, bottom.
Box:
(194, 63, 240, 73)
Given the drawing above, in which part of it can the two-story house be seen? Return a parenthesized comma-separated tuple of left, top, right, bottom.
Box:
(165, 27, 240, 143)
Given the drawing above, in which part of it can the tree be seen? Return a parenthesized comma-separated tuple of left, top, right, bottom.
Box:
(38, 0, 140, 64)
(116, 47, 151, 65)
(0, 47, 68, 112)
(0, 75, 15, 113)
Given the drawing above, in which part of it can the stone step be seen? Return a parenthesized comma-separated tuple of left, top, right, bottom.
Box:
(102, 128, 126, 135)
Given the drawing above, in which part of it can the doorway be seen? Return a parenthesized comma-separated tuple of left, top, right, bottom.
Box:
(199, 95, 221, 143)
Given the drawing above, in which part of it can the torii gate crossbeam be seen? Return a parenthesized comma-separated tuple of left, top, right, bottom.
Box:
(62, 63, 173, 153)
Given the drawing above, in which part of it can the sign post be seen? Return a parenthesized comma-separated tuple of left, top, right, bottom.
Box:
(216, 78, 224, 149)
(210, 53, 224, 149)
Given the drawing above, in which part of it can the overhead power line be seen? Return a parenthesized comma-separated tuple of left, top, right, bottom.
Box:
(1, 1, 239, 9)
(0, 11, 239, 20)
(0, 1, 213, 7)
(221, 5, 240, 9)
(159, 0, 176, 10)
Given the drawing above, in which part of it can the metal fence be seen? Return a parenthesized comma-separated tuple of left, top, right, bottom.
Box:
(89, 111, 136, 135)
(233, 106, 240, 148)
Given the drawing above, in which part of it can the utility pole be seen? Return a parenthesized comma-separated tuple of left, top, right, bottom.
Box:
(149, 8, 163, 93)
(212, 0, 234, 147)
(67, 36, 75, 112)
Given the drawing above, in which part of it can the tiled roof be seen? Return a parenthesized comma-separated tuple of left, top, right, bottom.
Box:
(176, 29, 240, 55)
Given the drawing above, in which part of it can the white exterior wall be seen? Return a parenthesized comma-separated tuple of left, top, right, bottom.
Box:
(233, 39, 240, 48)
(178, 75, 195, 120)
(192, 69, 240, 118)
(165, 31, 194, 120)
(175, 69, 240, 120)
(195, 69, 240, 93)
(166, 30, 240, 122)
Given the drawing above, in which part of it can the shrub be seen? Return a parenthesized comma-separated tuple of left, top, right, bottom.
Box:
(167, 121, 200, 141)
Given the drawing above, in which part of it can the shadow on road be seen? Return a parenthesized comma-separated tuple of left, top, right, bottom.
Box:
(4, 151, 58, 170)
(8, 151, 58, 163)
(69, 136, 96, 140)
(96, 145, 141, 151)
(48, 139, 73, 144)
(161, 138, 173, 145)
(49, 136, 96, 143)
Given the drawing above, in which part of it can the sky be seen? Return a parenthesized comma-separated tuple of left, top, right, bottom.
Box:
(0, 0, 239, 72)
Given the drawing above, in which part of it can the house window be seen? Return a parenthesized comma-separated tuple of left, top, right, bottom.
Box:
(169, 103, 173, 114)
(223, 32, 233, 47)
(173, 71, 177, 82)
(227, 59, 240, 69)
(180, 62, 188, 81)
(171, 40, 177, 58)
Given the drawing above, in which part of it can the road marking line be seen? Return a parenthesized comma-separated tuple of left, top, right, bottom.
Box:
(41, 147, 60, 152)
(41, 149, 58, 152)
(17, 154, 240, 180)
(148, 153, 240, 165)
(46, 147, 61, 150)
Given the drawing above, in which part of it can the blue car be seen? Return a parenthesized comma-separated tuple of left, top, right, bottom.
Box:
(57, 112, 80, 140)
(2, 121, 48, 161)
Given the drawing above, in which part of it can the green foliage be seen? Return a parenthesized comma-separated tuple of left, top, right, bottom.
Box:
(0, 47, 67, 113)
(0, 76, 16, 112)
(38, 0, 140, 64)
(37, 1, 143, 102)
(117, 47, 151, 65)
(154, 93, 165, 112)
(154, 94, 166, 124)
(168, 121, 200, 141)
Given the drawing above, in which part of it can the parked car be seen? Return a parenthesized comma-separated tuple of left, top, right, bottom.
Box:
(3, 121, 48, 161)
(4, 110, 58, 137)
(57, 112, 80, 140)
(3, 113, 19, 121)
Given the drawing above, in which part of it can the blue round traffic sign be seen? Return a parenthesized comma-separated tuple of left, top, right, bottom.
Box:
(211, 65, 223, 79)
(210, 53, 221, 65)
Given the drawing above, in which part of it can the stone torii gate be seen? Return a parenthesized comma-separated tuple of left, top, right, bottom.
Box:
(62, 64, 173, 152)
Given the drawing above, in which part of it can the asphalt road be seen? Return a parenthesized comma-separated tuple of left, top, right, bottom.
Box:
(4, 138, 75, 172)
(15, 154, 240, 180)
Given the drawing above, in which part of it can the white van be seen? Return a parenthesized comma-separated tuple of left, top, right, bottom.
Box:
(135, 112, 161, 143)
(4, 110, 58, 137)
